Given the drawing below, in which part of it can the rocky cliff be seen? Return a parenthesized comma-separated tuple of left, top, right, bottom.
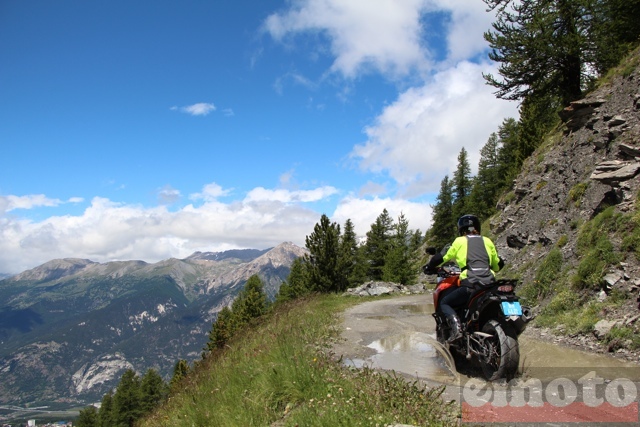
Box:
(490, 48, 640, 354)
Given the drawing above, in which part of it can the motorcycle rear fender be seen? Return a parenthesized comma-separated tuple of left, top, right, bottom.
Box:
(470, 292, 529, 336)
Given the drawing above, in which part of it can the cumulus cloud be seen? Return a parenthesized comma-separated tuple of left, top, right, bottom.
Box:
(332, 195, 433, 238)
(171, 102, 216, 116)
(264, 0, 518, 198)
(157, 185, 181, 205)
(264, 0, 431, 78)
(0, 184, 342, 274)
(0, 194, 83, 214)
(263, 0, 498, 80)
(351, 60, 518, 196)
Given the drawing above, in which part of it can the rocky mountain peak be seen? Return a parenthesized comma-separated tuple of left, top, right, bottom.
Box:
(10, 258, 96, 282)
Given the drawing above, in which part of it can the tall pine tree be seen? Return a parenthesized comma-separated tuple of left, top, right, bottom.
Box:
(382, 213, 418, 285)
(112, 369, 143, 427)
(469, 132, 502, 219)
(452, 147, 473, 221)
(339, 218, 367, 287)
(429, 175, 456, 248)
(304, 214, 344, 292)
(364, 209, 394, 281)
(275, 257, 310, 303)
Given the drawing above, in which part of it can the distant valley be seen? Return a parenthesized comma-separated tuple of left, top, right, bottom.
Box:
(0, 242, 306, 408)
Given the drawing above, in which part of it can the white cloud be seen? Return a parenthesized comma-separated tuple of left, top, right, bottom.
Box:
(172, 102, 216, 116)
(264, 0, 518, 199)
(244, 186, 338, 203)
(189, 183, 231, 202)
(332, 195, 433, 238)
(157, 185, 181, 205)
(351, 60, 518, 196)
(264, 0, 432, 79)
(0, 184, 340, 274)
(0, 194, 83, 214)
(263, 0, 498, 80)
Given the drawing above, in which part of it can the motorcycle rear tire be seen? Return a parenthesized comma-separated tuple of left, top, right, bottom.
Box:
(480, 319, 519, 381)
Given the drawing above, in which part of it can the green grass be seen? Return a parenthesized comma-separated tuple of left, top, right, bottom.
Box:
(138, 295, 458, 427)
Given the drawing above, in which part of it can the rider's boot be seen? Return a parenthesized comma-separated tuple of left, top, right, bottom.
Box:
(446, 314, 462, 342)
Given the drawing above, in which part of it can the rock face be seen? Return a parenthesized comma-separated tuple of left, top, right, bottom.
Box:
(344, 281, 427, 297)
(491, 50, 640, 319)
(0, 242, 307, 407)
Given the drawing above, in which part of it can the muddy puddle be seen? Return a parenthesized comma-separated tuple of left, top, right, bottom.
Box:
(341, 298, 638, 385)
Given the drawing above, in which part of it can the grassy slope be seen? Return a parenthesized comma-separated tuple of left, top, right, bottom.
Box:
(138, 294, 458, 427)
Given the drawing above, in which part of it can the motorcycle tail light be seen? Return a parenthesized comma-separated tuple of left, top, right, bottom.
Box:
(497, 284, 514, 293)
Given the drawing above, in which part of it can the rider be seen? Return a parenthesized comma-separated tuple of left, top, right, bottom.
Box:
(424, 214, 503, 342)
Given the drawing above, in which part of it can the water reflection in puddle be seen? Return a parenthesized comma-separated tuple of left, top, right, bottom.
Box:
(399, 303, 434, 315)
(344, 331, 458, 384)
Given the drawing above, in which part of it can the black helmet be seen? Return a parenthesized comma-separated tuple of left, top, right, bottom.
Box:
(457, 214, 481, 235)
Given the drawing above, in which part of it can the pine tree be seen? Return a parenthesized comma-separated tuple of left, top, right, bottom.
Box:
(206, 306, 234, 351)
(469, 132, 502, 219)
(339, 219, 366, 288)
(98, 390, 116, 427)
(382, 213, 417, 285)
(112, 369, 142, 427)
(304, 214, 344, 292)
(589, 0, 640, 74)
(231, 274, 268, 325)
(452, 147, 473, 221)
(169, 359, 190, 392)
(76, 405, 99, 427)
(483, 0, 587, 106)
(495, 117, 522, 186)
(429, 175, 456, 248)
(364, 209, 394, 281)
(275, 257, 310, 303)
(140, 368, 168, 414)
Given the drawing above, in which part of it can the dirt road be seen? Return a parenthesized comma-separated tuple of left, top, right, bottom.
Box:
(331, 293, 640, 410)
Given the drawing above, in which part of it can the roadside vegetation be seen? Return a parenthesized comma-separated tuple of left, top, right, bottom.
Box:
(138, 294, 457, 427)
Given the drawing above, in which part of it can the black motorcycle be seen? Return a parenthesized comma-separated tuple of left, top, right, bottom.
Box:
(426, 248, 533, 381)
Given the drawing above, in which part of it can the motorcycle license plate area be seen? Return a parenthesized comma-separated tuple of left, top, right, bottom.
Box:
(501, 301, 522, 316)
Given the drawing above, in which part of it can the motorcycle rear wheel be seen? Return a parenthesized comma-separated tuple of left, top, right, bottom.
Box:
(480, 320, 519, 381)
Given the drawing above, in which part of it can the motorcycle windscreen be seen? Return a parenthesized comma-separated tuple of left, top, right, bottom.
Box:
(501, 301, 523, 316)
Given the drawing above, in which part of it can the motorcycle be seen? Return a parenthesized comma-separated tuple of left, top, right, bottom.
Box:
(425, 247, 533, 381)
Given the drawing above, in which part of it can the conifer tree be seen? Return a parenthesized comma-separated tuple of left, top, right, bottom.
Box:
(275, 257, 310, 303)
(98, 390, 116, 427)
(140, 368, 168, 414)
(112, 369, 142, 427)
(169, 359, 190, 392)
(304, 214, 344, 292)
(76, 405, 98, 427)
(483, 0, 586, 106)
(469, 132, 502, 219)
(206, 306, 234, 351)
(495, 117, 522, 186)
(231, 274, 268, 324)
(452, 147, 473, 221)
(382, 213, 417, 285)
(339, 219, 367, 287)
(429, 175, 456, 248)
(364, 209, 394, 281)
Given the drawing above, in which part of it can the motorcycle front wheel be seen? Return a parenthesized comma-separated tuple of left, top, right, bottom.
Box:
(480, 319, 519, 381)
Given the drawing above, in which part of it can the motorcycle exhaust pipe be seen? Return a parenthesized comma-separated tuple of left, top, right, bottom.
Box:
(520, 306, 534, 323)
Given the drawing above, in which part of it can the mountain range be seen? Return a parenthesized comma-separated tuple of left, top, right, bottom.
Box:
(0, 242, 307, 408)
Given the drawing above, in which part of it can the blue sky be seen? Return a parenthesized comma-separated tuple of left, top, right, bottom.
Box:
(0, 0, 518, 274)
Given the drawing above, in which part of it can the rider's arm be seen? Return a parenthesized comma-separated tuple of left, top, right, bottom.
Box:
(485, 238, 501, 272)
(425, 252, 444, 272)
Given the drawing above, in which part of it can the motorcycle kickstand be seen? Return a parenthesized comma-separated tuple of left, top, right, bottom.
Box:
(465, 334, 472, 360)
